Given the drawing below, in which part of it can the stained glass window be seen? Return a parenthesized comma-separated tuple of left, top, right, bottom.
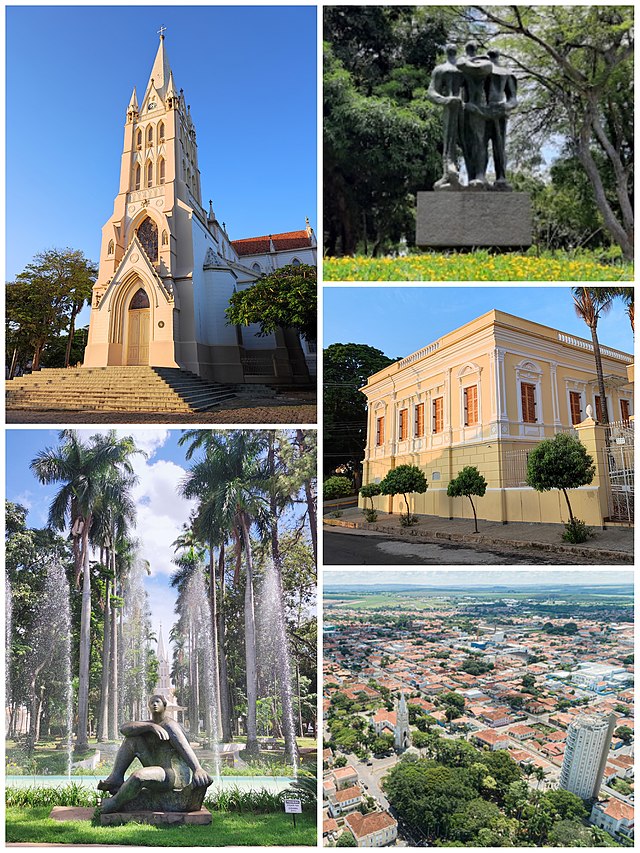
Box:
(137, 217, 158, 262)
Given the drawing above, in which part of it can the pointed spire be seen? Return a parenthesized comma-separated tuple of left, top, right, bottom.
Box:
(144, 32, 172, 102)
(166, 70, 178, 103)
(208, 199, 215, 222)
(157, 623, 167, 663)
(128, 87, 139, 111)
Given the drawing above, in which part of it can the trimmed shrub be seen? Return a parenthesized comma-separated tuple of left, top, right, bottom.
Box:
(324, 476, 353, 501)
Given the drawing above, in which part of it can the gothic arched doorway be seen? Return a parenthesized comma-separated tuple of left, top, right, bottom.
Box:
(127, 288, 150, 364)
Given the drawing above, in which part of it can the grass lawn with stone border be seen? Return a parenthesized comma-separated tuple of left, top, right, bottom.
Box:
(6, 806, 316, 846)
(323, 251, 633, 281)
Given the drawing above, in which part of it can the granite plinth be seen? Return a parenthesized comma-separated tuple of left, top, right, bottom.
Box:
(416, 191, 532, 248)
(100, 808, 211, 826)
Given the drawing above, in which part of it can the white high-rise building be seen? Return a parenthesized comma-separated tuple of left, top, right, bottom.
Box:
(559, 714, 617, 801)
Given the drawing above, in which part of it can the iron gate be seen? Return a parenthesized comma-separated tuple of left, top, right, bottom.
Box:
(602, 421, 634, 523)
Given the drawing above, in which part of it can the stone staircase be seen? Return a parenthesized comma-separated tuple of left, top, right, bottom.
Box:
(6, 366, 238, 413)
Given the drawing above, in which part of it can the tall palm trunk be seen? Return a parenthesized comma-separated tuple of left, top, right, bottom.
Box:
(208, 544, 222, 742)
(240, 512, 260, 757)
(76, 516, 92, 751)
(268, 437, 299, 767)
(217, 542, 233, 742)
(108, 551, 119, 740)
(589, 322, 610, 425)
(97, 558, 111, 742)
(296, 429, 317, 562)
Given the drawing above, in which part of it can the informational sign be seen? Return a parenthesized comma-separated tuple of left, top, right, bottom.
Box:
(284, 799, 302, 814)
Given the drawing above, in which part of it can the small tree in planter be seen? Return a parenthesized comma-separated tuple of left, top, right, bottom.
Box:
(526, 432, 596, 543)
(447, 466, 487, 534)
(379, 465, 428, 526)
(360, 482, 381, 522)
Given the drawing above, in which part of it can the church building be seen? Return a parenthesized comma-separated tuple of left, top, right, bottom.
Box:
(83, 34, 316, 385)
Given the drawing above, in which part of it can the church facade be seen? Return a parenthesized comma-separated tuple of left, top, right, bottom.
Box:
(83, 35, 316, 384)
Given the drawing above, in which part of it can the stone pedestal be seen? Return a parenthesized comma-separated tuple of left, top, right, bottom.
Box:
(100, 808, 212, 826)
(416, 191, 532, 248)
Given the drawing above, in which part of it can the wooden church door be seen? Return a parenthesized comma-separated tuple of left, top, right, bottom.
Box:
(127, 288, 150, 365)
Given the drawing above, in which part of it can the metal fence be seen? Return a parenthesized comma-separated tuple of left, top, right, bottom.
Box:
(602, 420, 634, 523)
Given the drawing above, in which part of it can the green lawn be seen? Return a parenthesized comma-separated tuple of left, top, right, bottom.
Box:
(323, 251, 633, 282)
(6, 807, 316, 846)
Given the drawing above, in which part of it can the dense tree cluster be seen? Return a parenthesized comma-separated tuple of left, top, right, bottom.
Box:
(383, 738, 620, 846)
(324, 343, 399, 476)
(6, 249, 96, 374)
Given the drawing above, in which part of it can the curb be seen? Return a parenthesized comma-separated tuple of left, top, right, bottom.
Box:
(323, 518, 634, 563)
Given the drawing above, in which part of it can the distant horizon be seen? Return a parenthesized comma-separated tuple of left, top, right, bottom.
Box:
(324, 570, 634, 589)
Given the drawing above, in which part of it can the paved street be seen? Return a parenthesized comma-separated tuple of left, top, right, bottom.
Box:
(324, 528, 578, 564)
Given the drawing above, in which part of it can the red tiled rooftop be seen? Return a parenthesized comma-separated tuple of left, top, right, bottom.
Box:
(232, 230, 312, 256)
(335, 785, 362, 803)
(345, 810, 397, 839)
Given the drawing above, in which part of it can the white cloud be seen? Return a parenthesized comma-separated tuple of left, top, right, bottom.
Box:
(75, 428, 170, 458)
(130, 458, 196, 578)
(12, 490, 33, 511)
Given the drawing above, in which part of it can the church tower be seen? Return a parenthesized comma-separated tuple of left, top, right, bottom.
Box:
(84, 33, 315, 384)
(395, 692, 410, 751)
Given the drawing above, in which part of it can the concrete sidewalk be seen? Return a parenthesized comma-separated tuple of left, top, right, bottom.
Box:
(324, 507, 634, 564)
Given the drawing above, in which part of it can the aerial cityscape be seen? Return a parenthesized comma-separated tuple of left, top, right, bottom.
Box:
(322, 571, 634, 847)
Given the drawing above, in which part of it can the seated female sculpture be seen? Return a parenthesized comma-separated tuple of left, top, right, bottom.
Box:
(98, 694, 213, 814)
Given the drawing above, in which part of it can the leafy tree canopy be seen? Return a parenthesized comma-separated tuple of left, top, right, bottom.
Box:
(226, 263, 316, 340)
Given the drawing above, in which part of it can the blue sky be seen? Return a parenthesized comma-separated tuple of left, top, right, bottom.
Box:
(324, 286, 634, 357)
(6, 5, 317, 281)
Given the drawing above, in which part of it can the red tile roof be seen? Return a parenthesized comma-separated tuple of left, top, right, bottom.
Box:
(232, 230, 312, 256)
(345, 810, 397, 839)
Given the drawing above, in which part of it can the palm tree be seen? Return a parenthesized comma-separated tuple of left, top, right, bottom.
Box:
(30, 430, 141, 751)
(180, 429, 269, 758)
(534, 765, 548, 789)
(572, 288, 614, 425)
(91, 470, 137, 741)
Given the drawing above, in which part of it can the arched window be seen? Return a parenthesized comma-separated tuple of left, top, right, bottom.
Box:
(137, 217, 158, 262)
(158, 122, 165, 142)
(158, 157, 165, 185)
(129, 288, 150, 309)
(134, 164, 141, 191)
(107, 239, 114, 255)
(136, 129, 142, 149)
(252, 263, 262, 273)
(291, 257, 301, 267)
(162, 229, 168, 246)
(146, 161, 153, 188)
(147, 125, 153, 147)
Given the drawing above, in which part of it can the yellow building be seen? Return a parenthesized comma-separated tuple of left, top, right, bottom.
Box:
(361, 310, 633, 526)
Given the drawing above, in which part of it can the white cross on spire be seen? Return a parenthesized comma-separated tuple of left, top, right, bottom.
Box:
(158, 25, 167, 39)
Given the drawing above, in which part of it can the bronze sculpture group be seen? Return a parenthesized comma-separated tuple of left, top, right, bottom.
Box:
(428, 41, 518, 191)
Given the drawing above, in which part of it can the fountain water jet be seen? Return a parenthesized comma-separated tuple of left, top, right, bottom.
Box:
(258, 559, 298, 776)
(182, 569, 221, 780)
(26, 559, 73, 775)
(121, 558, 152, 722)
(5, 569, 12, 736)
